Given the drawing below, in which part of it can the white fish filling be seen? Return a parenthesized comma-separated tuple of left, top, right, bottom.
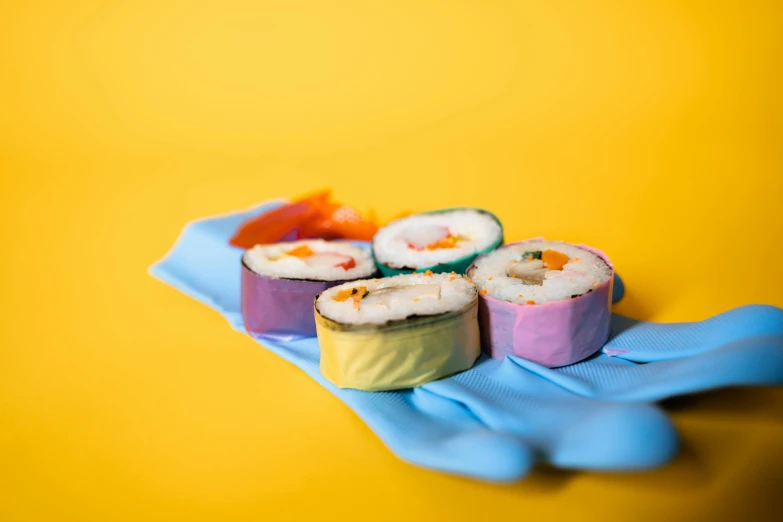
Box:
(373, 210, 501, 269)
(243, 239, 376, 281)
(316, 273, 476, 325)
(468, 241, 611, 305)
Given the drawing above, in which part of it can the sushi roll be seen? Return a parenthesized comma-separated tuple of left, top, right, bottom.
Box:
(372, 208, 503, 276)
(467, 239, 614, 367)
(315, 272, 480, 391)
(241, 239, 377, 339)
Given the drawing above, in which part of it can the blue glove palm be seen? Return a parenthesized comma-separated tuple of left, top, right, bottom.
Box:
(151, 202, 783, 482)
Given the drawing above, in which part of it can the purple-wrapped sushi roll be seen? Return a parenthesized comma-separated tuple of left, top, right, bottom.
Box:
(241, 240, 377, 339)
(467, 238, 614, 367)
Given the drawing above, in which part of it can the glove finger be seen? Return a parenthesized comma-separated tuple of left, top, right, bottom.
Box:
(605, 305, 783, 362)
(423, 356, 678, 471)
(512, 335, 783, 401)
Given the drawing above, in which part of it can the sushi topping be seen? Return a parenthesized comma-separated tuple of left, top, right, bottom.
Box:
(542, 249, 570, 270)
(300, 252, 356, 270)
(286, 245, 315, 257)
(360, 284, 441, 308)
(507, 249, 571, 285)
(425, 235, 459, 250)
(313, 253, 356, 270)
(507, 259, 548, 285)
(334, 286, 369, 303)
(283, 245, 356, 270)
(401, 226, 461, 251)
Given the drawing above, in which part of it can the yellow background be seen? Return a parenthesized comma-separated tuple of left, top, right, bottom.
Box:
(2, 1, 782, 520)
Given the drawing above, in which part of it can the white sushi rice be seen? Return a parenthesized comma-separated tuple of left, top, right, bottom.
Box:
(316, 272, 476, 325)
(373, 210, 502, 270)
(468, 241, 612, 305)
(243, 239, 376, 281)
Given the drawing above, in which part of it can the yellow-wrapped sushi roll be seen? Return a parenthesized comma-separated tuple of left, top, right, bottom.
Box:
(315, 272, 480, 391)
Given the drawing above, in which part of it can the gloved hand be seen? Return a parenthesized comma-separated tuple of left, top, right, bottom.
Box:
(151, 201, 783, 482)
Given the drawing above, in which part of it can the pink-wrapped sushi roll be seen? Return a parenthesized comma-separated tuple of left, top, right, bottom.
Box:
(467, 239, 614, 367)
(241, 240, 377, 338)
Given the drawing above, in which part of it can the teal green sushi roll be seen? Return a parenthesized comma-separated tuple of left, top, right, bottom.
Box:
(372, 208, 504, 276)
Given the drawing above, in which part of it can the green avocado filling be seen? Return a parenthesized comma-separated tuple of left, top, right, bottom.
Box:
(521, 250, 542, 260)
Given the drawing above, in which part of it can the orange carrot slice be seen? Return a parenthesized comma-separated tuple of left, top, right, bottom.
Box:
(403, 226, 450, 250)
(425, 235, 458, 250)
(542, 249, 570, 271)
(333, 286, 368, 303)
(286, 245, 315, 257)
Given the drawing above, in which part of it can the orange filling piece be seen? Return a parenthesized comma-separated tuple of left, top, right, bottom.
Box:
(287, 245, 315, 257)
(333, 286, 368, 303)
(542, 249, 570, 270)
(425, 235, 459, 250)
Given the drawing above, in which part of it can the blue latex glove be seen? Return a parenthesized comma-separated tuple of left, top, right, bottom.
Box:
(150, 202, 783, 482)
